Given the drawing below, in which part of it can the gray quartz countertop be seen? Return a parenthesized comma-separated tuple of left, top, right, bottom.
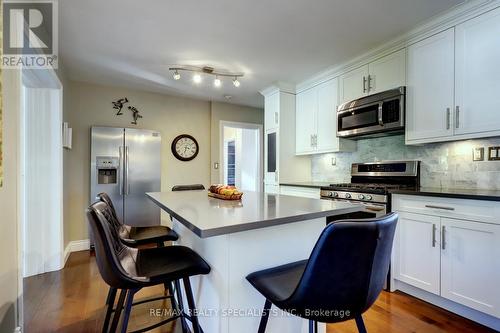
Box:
(279, 182, 332, 189)
(147, 190, 362, 238)
(390, 187, 500, 202)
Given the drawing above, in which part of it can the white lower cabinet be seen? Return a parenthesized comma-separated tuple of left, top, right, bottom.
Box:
(394, 212, 441, 295)
(392, 194, 500, 322)
(441, 218, 500, 317)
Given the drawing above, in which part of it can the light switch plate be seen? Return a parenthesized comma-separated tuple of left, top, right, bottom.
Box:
(331, 157, 336, 166)
(473, 147, 484, 161)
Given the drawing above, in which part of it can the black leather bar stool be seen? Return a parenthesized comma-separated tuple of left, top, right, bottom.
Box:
(87, 201, 211, 333)
(97, 192, 183, 330)
(172, 184, 206, 191)
(97, 192, 179, 247)
(246, 213, 398, 333)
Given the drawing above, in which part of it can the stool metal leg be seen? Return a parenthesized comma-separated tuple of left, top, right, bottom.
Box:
(258, 299, 272, 333)
(109, 289, 127, 333)
(174, 280, 189, 333)
(102, 287, 117, 333)
(355, 315, 367, 333)
(120, 289, 138, 333)
(183, 277, 201, 333)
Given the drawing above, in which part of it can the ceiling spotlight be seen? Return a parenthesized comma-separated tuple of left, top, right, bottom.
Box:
(233, 77, 240, 87)
(193, 73, 202, 84)
(214, 76, 221, 88)
(173, 70, 181, 80)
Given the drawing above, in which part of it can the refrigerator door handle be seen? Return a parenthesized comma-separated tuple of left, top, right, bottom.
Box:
(125, 146, 130, 195)
(119, 146, 124, 196)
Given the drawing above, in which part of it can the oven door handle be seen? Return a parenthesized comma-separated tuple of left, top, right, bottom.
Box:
(362, 203, 386, 212)
(378, 102, 384, 126)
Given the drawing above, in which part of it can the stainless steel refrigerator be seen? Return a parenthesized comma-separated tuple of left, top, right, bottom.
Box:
(90, 126, 161, 232)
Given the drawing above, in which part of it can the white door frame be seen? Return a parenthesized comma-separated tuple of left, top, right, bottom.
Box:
(19, 67, 63, 279)
(219, 121, 263, 192)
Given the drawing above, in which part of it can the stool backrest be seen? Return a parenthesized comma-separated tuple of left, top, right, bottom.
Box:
(96, 193, 122, 225)
(86, 201, 144, 289)
(172, 184, 205, 191)
(287, 213, 398, 321)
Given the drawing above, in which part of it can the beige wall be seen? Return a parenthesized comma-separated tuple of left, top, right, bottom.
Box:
(0, 69, 21, 331)
(64, 81, 213, 243)
(210, 102, 264, 184)
(64, 82, 263, 243)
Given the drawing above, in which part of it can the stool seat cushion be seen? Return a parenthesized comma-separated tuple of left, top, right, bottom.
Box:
(246, 260, 307, 304)
(123, 225, 179, 245)
(136, 245, 211, 286)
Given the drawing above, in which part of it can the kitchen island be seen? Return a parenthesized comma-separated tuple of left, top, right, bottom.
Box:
(147, 190, 362, 333)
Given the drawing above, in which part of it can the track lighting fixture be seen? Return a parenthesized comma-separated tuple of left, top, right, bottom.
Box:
(169, 65, 243, 88)
(193, 73, 202, 84)
(214, 76, 222, 87)
(173, 70, 181, 80)
(232, 77, 240, 87)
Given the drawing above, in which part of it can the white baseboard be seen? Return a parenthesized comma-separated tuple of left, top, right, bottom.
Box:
(63, 239, 90, 266)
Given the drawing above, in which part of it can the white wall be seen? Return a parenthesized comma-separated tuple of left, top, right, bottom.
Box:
(211, 102, 264, 184)
(240, 128, 259, 191)
(0, 68, 21, 332)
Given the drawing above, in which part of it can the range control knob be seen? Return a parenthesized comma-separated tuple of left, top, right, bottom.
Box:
(345, 193, 351, 199)
(329, 192, 339, 198)
(358, 194, 365, 200)
(365, 195, 373, 201)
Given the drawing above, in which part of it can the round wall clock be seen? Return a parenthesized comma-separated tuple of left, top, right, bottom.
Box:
(171, 134, 199, 161)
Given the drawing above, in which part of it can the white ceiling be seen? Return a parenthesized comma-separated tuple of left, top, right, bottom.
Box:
(60, 0, 464, 108)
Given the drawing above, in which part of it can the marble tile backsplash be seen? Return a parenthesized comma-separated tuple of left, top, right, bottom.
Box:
(311, 135, 500, 190)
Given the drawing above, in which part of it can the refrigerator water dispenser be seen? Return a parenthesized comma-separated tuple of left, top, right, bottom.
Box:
(96, 156, 119, 184)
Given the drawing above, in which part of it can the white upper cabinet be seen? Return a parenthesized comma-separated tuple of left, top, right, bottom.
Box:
(316, 79, 340, 152)
(339, 65, 369, 104)
(295, 87, 317, 154)
(264, 92, 279, 131)
(368, 49, 406, 94)
(406, 28, 455, 142)
(339, 50, 406, 104)
(296, 78, 355, 155)
(441, 218, 500, 317)
(455, 7, 500, 136)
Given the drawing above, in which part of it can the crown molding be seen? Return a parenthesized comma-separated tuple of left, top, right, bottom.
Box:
(296, 0, 500, 93)
(260, 81, 296, 97)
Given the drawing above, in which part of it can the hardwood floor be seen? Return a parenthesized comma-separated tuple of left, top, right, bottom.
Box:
(24, 251, 496, 333)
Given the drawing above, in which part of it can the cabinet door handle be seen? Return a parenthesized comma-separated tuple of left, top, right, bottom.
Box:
(455, 106, 460, 129)
(446, 108, 451, 130)
(363, 76, 367, 93)
(425, 204, 455, 211)
(368, 75, 373, 92)
(275, 112, 279, 125)
(432, 224, 437, 247)
(441, 225, 446, 250)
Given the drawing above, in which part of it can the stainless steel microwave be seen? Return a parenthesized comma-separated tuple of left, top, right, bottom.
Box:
(337, 87, 405, 139)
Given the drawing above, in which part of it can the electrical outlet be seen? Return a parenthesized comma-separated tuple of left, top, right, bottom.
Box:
(488, 147, 500, 161)
(331, 157, 336, 166)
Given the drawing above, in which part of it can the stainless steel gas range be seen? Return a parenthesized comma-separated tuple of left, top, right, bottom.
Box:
(320, 160, 420, 218)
